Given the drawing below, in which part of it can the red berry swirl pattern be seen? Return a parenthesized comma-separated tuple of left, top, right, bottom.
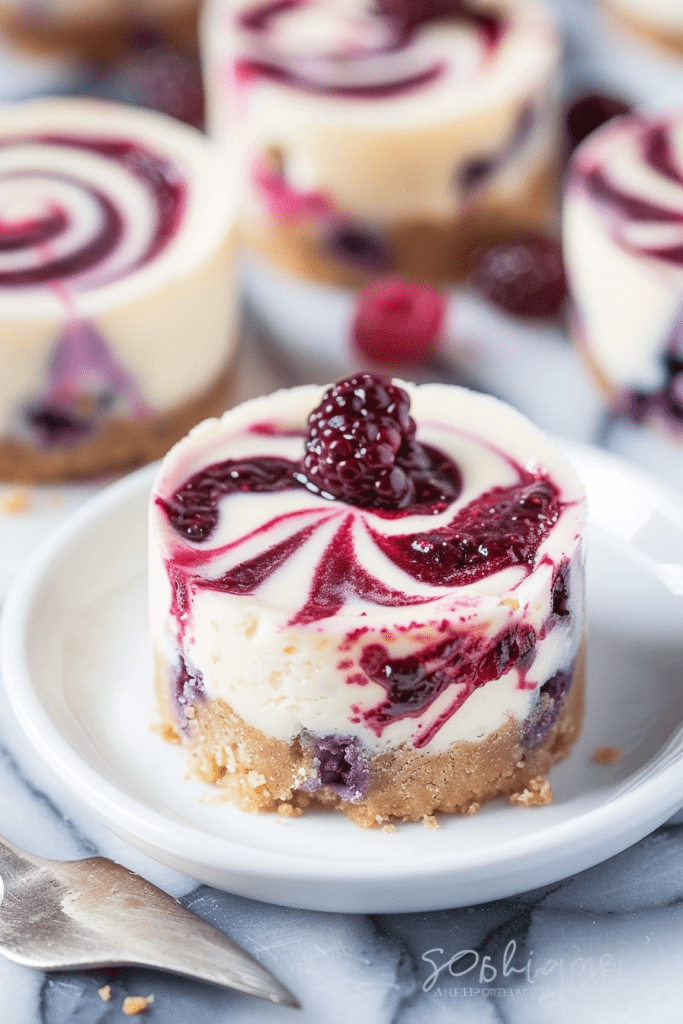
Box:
(233, 0, 503, 98)
(572, 116, 683, 272)
(0, 134, 185, 291)
(159, 440, 564, 626)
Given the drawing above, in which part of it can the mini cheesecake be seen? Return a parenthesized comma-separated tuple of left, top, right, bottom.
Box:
(149, 376, 586, 827)
(0, 98, 240, 482)
(564, 111, 683, 442)
(202, 0, 561, 287)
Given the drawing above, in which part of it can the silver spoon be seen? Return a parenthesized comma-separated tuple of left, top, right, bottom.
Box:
(0, 833, 299, 1008)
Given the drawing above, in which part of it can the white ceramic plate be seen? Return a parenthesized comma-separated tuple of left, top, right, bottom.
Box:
(2, 443, 683, 914)
(0, 479, 105, 599)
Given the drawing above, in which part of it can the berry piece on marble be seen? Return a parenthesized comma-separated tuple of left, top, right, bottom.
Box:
(352, 277, 446, 363)
(468, 234, 567, 318)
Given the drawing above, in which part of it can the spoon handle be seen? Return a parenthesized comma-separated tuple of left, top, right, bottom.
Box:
(0, 832, 38, 880)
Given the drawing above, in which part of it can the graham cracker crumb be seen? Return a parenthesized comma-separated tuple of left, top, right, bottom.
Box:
(423, 814, 439, 830)
(501, 596, 520, 611)
(466, 802, 481, 815)
(98, 985, 111, 1002)
(593, 745, 623, 765)
(277, 802, 302, 818)
(0, 488, 30, 515)
(510, 776, 553, 807)
(152, 722, 180, 744)
(122, 995, 154, 1015)
(247, 770, 267, 789)
(383, 823, 396, 833)
(196, 757, 225, 784)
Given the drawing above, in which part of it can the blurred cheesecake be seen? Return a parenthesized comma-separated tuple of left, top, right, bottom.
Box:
(564, 110, 683, 442)
(202, 0, 561, 287)
(0, 98, 240, 482)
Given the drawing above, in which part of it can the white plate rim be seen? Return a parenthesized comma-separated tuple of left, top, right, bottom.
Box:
(2, 444, 683, 911)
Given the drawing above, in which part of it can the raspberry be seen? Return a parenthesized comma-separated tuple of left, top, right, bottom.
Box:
(352, 278, 446, 364)
(468, 234, 567, 318)
(299, 374, 423, 510)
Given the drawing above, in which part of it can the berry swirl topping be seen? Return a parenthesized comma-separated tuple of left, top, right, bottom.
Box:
(0, 133, 185, 292)
(571, 115, 683, 280)
(233, 0, 505, 98)
(157, 376, 571, 627)
(152, 379, 585, 752)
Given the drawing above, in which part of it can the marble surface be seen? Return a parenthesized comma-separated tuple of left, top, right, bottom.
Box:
(0, 1, 683, 1021)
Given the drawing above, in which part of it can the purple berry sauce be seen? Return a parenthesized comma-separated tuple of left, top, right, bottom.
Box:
(358, 622, 536, 747)
(159, 377, 577, 748)
(520, 666, 573, 750)
(159, 455, 301, 542)
(235, 0, 503, 99)
(173, 655, 206, 731)
(0, 205, 68, 251)
(25, 404, 92, 446)
(236, 57, 444, 99)
(24, 318, 150, 445)
(369, 476, 561, 587)
(299, 733, 370, 801)
(581, 122, 683, 267)
(0, 133, 186, 288)
(624, 315, 683, 432)
(160, 377, 566, 623)
(324, 224, 393, 273)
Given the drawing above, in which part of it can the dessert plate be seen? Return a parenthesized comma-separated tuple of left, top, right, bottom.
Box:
(0, 480, 105, 599)
(2, 442, 683, 914)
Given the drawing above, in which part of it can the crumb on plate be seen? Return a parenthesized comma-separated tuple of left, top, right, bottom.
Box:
(593, 745, 623, 764)
(0, 488, 30, 515)
(510, 777, 553, 807)
(122, 995, 154, 1015)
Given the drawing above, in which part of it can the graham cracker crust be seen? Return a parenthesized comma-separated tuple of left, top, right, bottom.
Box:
(243, 158, 559, 288)
(0, 355, 239, 484)
(155, 642, 585, 828)
(605, 2, 683, 57)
